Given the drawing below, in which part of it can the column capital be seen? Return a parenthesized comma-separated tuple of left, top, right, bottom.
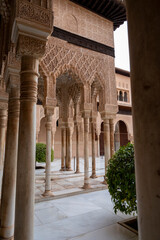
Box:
(17, 35, 47, 58)
(100, 104, 118, 116)
(101, 112, 116, 121)
(45, 107, 54, 131)
(82, 110, 91, 119)
(11, 0, 53, 58)
(44, 106, 54, 117)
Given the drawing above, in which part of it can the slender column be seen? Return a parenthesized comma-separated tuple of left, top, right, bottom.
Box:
(43, 114, 53, 196)
(109, 119, 114, 157)
(0, 86, 19, 240)
(103, 119, 110, 182)
(90, 122, 96, 178)
(65, 127, 68, 169)
(126, 1, 160, 239)
(60, 128, 65, 171)
(97, 134, 100, 157)
(14, 56, 38, 240)
(75, 124, 80, 173)
(67, 127, 72, 171)
(83, 115, 91, 189)
(52, 129, 55, 151)
(0, 109, 7, 193)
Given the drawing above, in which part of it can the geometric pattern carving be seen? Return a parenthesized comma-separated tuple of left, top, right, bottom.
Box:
(40, 37, 106, 87)
(16, 0, 53, 29)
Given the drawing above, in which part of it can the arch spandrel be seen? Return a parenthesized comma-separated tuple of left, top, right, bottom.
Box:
(40, 37, 107, 86)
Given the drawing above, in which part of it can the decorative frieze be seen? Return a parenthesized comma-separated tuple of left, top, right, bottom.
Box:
(16, 0, 53, 29)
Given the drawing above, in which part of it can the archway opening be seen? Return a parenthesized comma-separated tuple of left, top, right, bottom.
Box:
(114, 120, 129, 151)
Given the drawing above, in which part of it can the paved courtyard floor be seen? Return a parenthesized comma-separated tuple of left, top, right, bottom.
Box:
(34, 190, 138, 240)
(35, 157, 107, 201)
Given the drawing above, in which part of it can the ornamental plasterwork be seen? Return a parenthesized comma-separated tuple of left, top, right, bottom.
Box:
(7, 47, 21, 70)
(17, 35, 46, 57)
(40, 37, 106, 87)
(16, 0, 53, 29)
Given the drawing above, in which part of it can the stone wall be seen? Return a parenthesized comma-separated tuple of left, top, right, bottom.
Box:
(53, 0, 114, 47)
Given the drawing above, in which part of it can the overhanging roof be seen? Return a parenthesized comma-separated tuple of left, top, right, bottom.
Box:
(70, 0, 126, 30)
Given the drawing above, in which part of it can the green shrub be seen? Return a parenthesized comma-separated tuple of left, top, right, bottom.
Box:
(106, 143, 137, 215)
(36, 143, 54, 163)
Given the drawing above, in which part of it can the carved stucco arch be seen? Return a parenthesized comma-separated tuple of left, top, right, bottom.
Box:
(40, 37, 106, 85)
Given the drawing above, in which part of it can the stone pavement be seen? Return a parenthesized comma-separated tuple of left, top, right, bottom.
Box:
(34, 190, 138, 240)
(35, 157, 107, 202)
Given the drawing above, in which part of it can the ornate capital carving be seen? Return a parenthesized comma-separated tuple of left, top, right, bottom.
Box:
(7, 47, 21, 70)
(45, 114, 52, 130)
(82, 110, 91, 119)
(17, 35, 46, 58)
(44, 106, 54, 117)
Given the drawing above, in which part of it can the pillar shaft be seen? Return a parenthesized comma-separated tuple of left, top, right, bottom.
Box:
(109, 119, 114, 157)
(126, 1, 160, 239)
(61, 128, 65, 170)
(97, 135, 100, 158)
(65, 127, 68, 169)
(66, 127, 72, 171)
(91, 122, 96, 178)
(43, 114, 53, 196)
(0, 109, 7, 192)
(104, 119, 110, 175)
(75, 124, 80, 173)
(14, 56, 38, 240)
(0, 87, 19, 239)
(83, 117, 90, 189)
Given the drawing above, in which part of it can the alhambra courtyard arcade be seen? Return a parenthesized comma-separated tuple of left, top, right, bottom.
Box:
(0, 0, 160, 240)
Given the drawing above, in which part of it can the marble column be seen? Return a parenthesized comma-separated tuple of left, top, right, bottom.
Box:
(90, 122, 96, 178)
(126, 1, 160, 239)
(43, 114, 53, 196)
(75, 123, 80, 173)
(103, 119, 110, 181)
(14, 56, 38, 240)
(60, 128, 65, 171)
(109, 119, 114, 157)
(66, 127, 72, 171)
(65, 127, 68, 170)
(0, 85, 19, 240)
(52, 129, 55, 152)
(97, 134, 100, 157)
(83, 114, 91, 189)
(0, 109, 7, 193)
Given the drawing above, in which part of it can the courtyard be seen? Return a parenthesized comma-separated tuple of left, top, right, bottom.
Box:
(35, 157, 107, 201)
(34, 190, 138, 240)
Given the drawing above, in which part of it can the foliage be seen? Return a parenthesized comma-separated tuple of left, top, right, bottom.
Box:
(36, 143, 54, 163)
(106, 143, 137, 215)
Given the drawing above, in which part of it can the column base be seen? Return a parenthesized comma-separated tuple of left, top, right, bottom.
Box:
(102, 180, 107, 185)
(42, 190, 54, 197)
(75, 170, 81, 174)
(90, 173, 97, 179)
(82, 183, 91, 189)
(59, 167, 65, 171)
(66, 167, 73, 171)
